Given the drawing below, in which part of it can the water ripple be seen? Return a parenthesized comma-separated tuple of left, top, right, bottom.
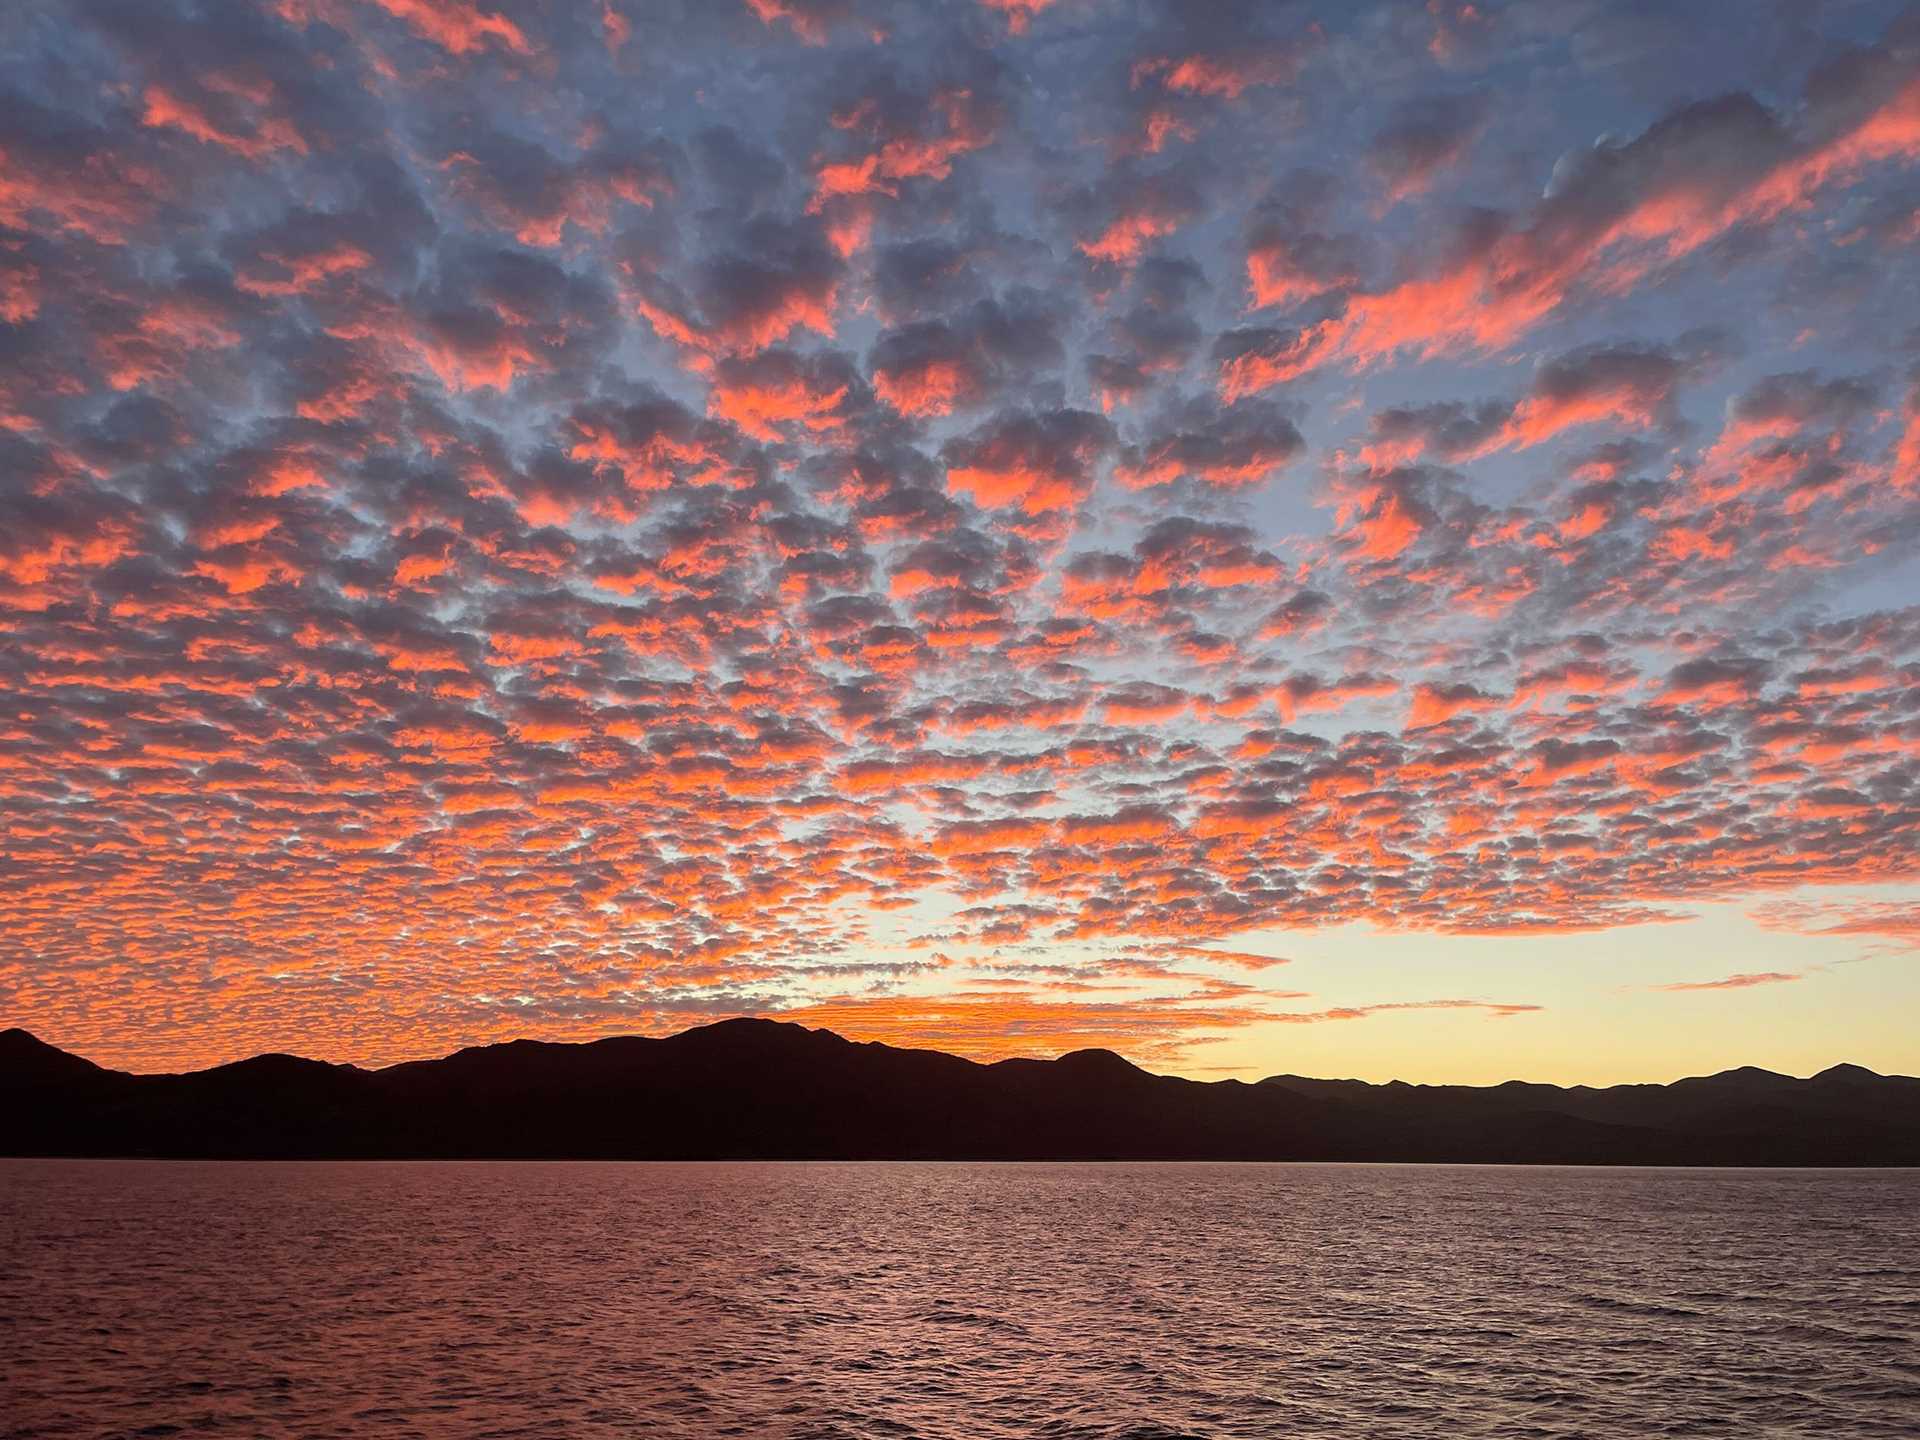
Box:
(2, 1161, 1916, 1438)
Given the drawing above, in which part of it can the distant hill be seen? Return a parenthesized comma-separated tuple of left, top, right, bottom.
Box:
(4, 1020, 1917, 1163)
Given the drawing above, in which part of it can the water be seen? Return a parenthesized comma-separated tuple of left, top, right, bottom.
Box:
(2, 1162, 1916, 1439)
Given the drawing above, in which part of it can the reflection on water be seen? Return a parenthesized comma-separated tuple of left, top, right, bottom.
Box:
(3, 1160, 1917, 1438)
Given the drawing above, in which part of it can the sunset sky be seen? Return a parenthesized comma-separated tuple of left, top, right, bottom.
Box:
(2, 0, 1918, 1083)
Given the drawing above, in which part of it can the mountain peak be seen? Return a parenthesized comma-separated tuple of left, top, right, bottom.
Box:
(700, 1015, 815, 1035)
(1050, 1048, 1143, 1076)
(1812, 1062, 1881, 1082)
(675, 1016, 844, 1048)
(0, 1028, 110, 1084)
(1687, 1065, 1795, 1087)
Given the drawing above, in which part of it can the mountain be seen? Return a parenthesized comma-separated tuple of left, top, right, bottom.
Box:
(4, 1020, 1917, 1163)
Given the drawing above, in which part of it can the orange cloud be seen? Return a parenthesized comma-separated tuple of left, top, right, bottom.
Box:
(1654, 972, 1802, 991)
(141, 83, 308, 160)
(366, 0, 531, 55)
(978, 0, 1054, 36)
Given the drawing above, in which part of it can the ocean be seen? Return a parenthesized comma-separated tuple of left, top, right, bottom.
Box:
(3, 1160, 1916, 1437)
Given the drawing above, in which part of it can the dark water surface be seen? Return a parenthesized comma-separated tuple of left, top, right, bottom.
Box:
(3, 1161, 1917, 1439)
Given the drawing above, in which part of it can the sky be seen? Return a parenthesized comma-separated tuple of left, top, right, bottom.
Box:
(2, 0, 1918, 1084)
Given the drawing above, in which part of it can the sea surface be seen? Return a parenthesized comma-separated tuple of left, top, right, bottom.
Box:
(2, 1161, 1917, 1439)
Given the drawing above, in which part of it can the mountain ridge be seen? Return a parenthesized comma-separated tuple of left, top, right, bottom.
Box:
(5, 1020, 1917, 1164)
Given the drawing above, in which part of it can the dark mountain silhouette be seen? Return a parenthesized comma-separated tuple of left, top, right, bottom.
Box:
(4, 1020, 1917, 1163)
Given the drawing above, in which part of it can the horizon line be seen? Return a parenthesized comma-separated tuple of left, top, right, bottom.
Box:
(5, 1018, 1904, 1091)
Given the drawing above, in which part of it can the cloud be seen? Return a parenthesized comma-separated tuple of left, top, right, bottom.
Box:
(1365, 92, 1489, 205)
(1654, 972, 1803, 992)
(1069, 168, 1207, 268)
(1, 0, 1917, 1073)
(744, 0, 848, 46)
(707, 348, 860, 443)
(1115, 396, 1305, 490)
(361, 0, 533, 56)
(868, 291, 1066, 417)
(632, 217, 842, 362)
(1751, 899, 1920, 951)
(940, 408, 1115, 520)
(1220, 59, 1920, 394)
(1269, 999, 1543, 1023)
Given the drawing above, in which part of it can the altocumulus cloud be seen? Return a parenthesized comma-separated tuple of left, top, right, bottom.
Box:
(0, 0, 1917, 1070)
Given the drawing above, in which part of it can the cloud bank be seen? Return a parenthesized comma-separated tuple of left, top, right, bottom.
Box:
(2, 0, 1918, 1068)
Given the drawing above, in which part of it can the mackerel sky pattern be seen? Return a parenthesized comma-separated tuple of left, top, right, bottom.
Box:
(3, 0, 1919, 1070)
